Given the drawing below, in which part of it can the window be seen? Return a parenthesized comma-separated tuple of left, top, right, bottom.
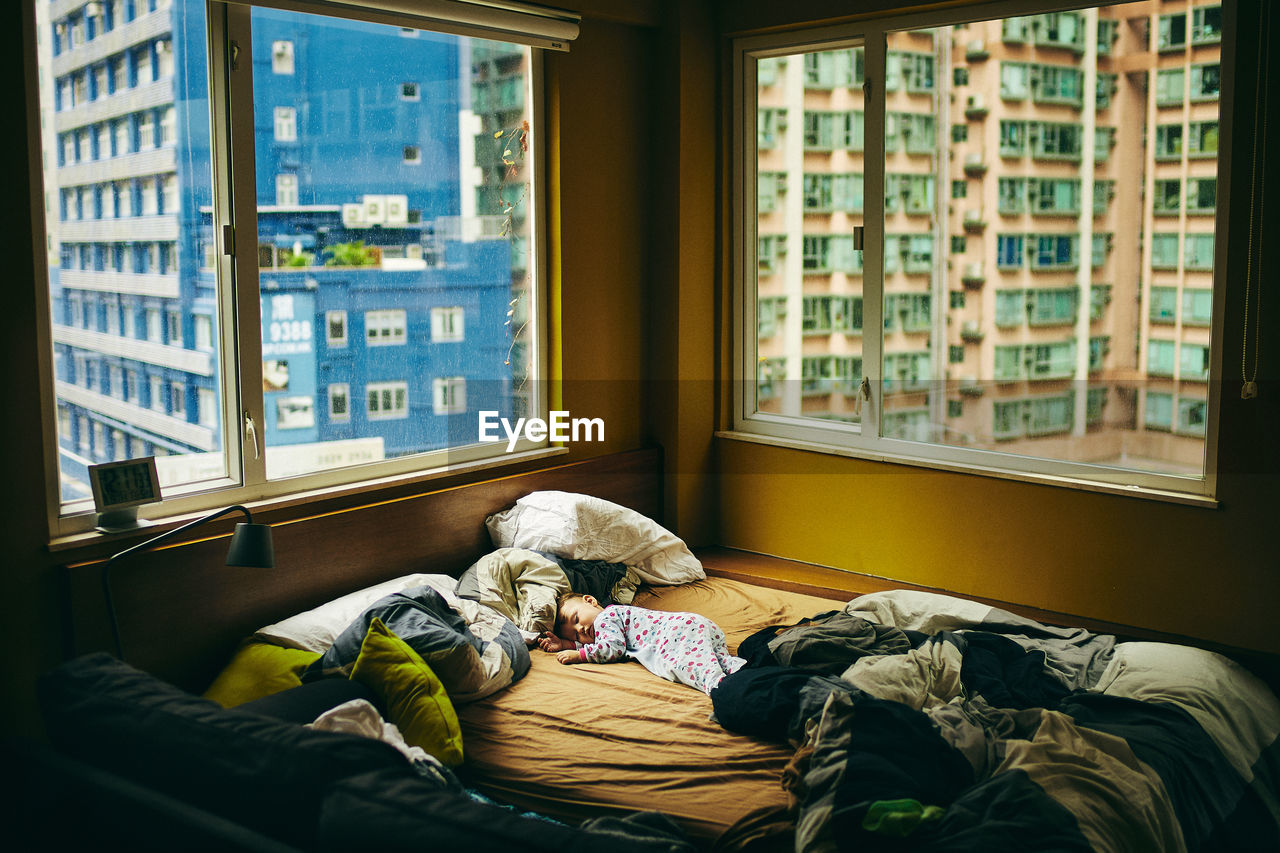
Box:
(1185, 234, 1215, 270)
(272, 40, 295, 74)
(432, 377, 466, 415)
(1000, 62, 1028, 99)
(1153, 179, 1181, 215)
(329, 384, 350, 422)
(1191, 6, 1222, 45)
(1151, 233, 1180, 269)
(34, 3, 549, 530)
(365, 309, 407, 346)
(198, 388, 217, 428)
(1186, 178, 1216, 214)
(1188, 122, 1218, 158)
(1150, 287, 1178, 323)
(274, 106, 297, 141)
(367, 381, 409, 419)
(1180, 343, 1210, 381)
(1182, 289, 1213, 326)
(326, 310, 348, 347)
(1155, 69, 1184, 107)
(1191, 64, 1220, 101)
(735, 0, 1227, 501)
(275, 173, 297, 206)
(1155, 124, 1183, 160)
(1178, 398, 1207, 435)
(431, 306, 465, 342)
(1157, 13, 1187, 52)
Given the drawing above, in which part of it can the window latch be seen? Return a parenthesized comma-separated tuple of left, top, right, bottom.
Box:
(860, 376, 872, 400)
(222, 224, 235, 256)
(244, 411, 261, 460)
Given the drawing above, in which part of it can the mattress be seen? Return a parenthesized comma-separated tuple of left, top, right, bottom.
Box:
(454, 576, 843, 847)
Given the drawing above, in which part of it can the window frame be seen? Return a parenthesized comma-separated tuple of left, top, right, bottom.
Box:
(30, 0, 558, 537)
(729, 0, 1232, 505)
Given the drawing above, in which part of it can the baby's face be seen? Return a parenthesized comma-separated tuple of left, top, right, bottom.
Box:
(557, 596, 602, 645)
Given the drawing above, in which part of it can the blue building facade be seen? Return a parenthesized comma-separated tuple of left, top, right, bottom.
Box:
(45, 0, 516, 501)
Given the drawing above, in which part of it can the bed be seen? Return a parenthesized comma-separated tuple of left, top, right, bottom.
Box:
(55, 450, 1280, 851)
(189, 501, 1280, 852)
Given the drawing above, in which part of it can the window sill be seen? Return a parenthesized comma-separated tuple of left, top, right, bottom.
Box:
(49, 444, 571, 556)
(714, 429, 1220, 509)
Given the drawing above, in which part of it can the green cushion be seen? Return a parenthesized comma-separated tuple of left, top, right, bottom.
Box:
(350, 617, 464, 767)
(203, 642, 322, 708)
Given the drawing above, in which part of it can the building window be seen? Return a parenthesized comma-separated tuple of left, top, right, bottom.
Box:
(274, 106, 297, 141)
(432, 378, 467, 415)
(275, 173, 297, 206)
(430, 306, 465, 342)
(148, 376, 164, 412)
(1149, 287, 1178, 324)
(367, 381, 409, 420)
(400, 82, 420, 100)
(170, 382, 186, 418)
(1191, 6, 1222, 45)
(326, 310, 348, 347)
(403, 145, 421, 164)
(734, 1, 1228, 501)
(272, 40, 295, 74)
(198, 389, 217, 428)
(365, 309, 407, 346)
(1157, 13, 1187, 52)
(329, 384, 350, 423)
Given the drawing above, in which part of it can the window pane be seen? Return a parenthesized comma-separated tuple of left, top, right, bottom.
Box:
(883, 3, 1218, 478)
(39, 1, 225, 510)
(753, 47, 865, 423)
(249, 9, 534, 478)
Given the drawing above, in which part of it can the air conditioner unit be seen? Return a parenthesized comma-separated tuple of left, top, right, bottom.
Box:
(363, 195, 386, 225)
(384, 195, 409, 227)
(341, 203, 366, 228)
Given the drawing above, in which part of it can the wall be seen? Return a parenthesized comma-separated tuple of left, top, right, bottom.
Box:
(712, 0, 1280, 655)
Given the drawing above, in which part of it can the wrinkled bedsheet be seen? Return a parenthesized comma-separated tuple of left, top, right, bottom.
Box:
(714, 590, 1280, 852)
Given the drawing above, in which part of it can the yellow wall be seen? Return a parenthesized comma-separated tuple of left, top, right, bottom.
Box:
(711, 0, 1280, 655)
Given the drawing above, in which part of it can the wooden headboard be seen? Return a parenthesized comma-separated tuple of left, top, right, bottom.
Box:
(62, 447, 663, 693)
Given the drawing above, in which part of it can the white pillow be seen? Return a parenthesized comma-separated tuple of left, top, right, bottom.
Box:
(254, 573, 459, 652)
(485, 491, 704, 586)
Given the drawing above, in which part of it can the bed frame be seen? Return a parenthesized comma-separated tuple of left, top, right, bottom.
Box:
(61, 447, 664, 694)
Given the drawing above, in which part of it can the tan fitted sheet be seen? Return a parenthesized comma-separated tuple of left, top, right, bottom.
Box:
(454, 576, 844, 848)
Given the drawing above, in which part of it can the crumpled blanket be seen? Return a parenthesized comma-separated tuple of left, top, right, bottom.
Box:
(302, 585, 530, 703)
(711, 589, 1280, 853)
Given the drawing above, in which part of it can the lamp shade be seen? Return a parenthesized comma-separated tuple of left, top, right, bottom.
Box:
(225, 522, 275, 568)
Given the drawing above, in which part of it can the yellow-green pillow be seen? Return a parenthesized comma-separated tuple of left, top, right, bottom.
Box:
(350, 617, 464, 767)
(202, 642, 322, 708)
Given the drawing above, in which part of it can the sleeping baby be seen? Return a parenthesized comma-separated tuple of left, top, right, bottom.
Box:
(537, 592, 745, 695)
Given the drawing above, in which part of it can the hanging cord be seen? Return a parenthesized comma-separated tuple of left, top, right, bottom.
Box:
(1241, 0, 1269, 399)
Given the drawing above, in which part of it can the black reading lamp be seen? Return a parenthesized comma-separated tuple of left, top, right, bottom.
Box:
(101, 505, 274, 661)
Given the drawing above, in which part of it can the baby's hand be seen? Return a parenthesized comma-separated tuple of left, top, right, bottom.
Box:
(537, 632, 568, 653)
(555, 649, 581, 665)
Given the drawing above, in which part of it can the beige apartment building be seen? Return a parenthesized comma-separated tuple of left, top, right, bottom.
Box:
(756, 0, 1221, 477)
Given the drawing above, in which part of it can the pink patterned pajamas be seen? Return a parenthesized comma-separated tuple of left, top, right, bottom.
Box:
(576, 605, 745, 695)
